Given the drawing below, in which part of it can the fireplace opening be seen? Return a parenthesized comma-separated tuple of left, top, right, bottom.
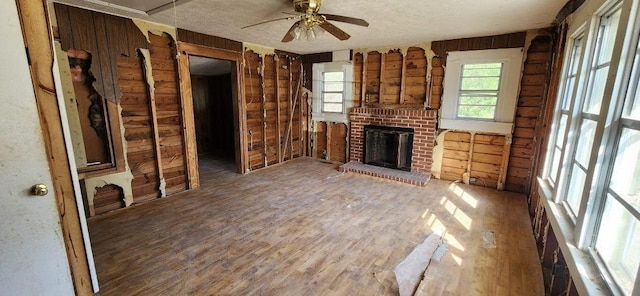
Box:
(364, 125, 414, 171)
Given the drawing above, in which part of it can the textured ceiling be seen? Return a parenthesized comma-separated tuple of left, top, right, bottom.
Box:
(55, 0, 567, 54)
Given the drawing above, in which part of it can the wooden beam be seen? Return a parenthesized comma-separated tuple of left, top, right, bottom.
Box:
(276, 56, 282, 163)
(176, 51, 199, 189)
(289, 58, 294, 160)
(379, 52, 385, 102)
(361, 54, 367, 105)
(177, 42, 243, 61)
(498, 135, 513, 191)
(326, 123, 333, 161)
(16, 0, 93, 294)
(399, 52, 407, 104)
(260, 55, 268, 167)
(139, 49, 165, 196)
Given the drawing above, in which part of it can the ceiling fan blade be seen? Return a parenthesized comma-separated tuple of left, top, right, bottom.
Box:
(319, 20, 350, 41)
(282, 21, 301, 42)
(320, 14, 369, 27)
(241, 16, 298, 29)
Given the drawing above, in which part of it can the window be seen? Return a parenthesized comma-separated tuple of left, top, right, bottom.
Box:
(440, 48, 523, 134)
(312, 61, 353, 123)
(539, 0, 640, 294)
(591, 24, 640, 295)
(561, 6, 622, 217)
(545, 36, 584, 186)
(456, 63, 503, 119)
(322, 71, 344, 113)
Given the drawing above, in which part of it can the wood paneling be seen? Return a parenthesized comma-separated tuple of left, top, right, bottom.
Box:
(431, 32, 527, 64)
(54, 3, 147, 103)
(149, 33, 188, 196)
(243, 51, 307, 171)
(353, 48, 428, 108)
(300, 51, 332, 89)
(176, 29, 242, 52)
(118, 55, 161, 203)
(506, 35, 554, 193)
(313, 121, 347, 163)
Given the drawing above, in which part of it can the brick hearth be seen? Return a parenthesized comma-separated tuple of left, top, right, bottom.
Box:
(343, 107, 437, 185)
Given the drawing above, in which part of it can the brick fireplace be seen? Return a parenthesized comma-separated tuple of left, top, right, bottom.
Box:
(341, 107, 437, 185)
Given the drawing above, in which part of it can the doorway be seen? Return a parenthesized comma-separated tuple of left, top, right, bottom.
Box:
(189, 56, 237, 173)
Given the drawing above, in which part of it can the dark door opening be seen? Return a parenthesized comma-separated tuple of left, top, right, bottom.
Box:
(364, 125, 414, 171)
(189, 56, 236, 172)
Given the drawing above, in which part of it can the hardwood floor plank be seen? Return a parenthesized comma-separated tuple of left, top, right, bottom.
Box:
(89, 156, 543, 295)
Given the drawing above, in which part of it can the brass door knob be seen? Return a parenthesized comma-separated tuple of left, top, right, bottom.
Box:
(31, 184, 48, 196)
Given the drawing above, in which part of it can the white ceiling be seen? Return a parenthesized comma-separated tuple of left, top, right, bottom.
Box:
(56, 0, 567, 54)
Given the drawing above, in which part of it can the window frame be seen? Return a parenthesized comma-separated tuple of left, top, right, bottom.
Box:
(440, 48, 524, 134)
(312, 61, 354, 124)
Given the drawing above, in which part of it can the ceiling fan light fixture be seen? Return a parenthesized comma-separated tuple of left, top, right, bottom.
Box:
(312, 25, 325, 38)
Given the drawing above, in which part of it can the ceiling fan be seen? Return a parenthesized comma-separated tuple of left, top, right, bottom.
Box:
(241, 0, 369, 42)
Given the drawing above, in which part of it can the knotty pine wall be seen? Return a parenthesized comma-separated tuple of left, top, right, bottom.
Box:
(243, 50, 307, 171)
(55, 4, 308, 215)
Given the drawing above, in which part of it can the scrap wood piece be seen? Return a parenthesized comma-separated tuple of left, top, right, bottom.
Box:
(375, 231, 445, 296)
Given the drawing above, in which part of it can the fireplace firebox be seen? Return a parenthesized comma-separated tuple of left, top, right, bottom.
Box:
(364, 125, 414, 171)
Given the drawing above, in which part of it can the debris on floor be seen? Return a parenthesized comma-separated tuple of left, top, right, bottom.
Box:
(483, 229, 496, 248)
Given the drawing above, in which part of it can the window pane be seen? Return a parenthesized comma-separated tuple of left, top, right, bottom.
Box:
(460, 77, 500, 91)
(549, 147, 563, 184)
(323, 71, 343, 82)
(562, 77, 576, 111)
(324, 82, 343, 92)
(569, 39, 583, 75)
(557, 114, 568, 147)
(623, 43, 640, 120)
(575, 119, 597, 167)
(457, 105, 496, 119)
(583, 66, 609, 114)
(596, 8, 621, 64)
(595, 196, 640, 295)
(323, 93, 343, 103)
(583, 8, 621, 114)
(462, 63, 502, 77)
(566, 164, 586, 215)
(459, 95, 498, 105)
(610, 128, 640, 211)
(323, 103, 342, 113)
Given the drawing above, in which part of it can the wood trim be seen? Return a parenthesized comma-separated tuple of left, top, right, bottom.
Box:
(399, 53, 407, 104)
(276, 57, 282, 162)
(176, 51, 199, 188)
(140, 50, 166, 194)
(498, 135, 512, 191)
(178, 42, 242, 61)
(16, 0, 93, 294)
(177, 41, 247, 173)
(361, 54, 367, 105)
(261, 55, 268, 167)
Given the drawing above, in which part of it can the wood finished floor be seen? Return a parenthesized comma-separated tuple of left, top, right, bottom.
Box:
(88, 156, 544, 295)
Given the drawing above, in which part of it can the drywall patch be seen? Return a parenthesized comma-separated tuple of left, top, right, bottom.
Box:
(243, 42, 276, 57)
(431, 130, 447, 179)
(85, 172, 134, 216)
(132, 18, 177, 43)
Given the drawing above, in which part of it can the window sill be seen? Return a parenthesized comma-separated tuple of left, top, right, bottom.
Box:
(312, 111, 348, 124)
(536, 177, 611, 296)
(440, 118, 513, 134)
